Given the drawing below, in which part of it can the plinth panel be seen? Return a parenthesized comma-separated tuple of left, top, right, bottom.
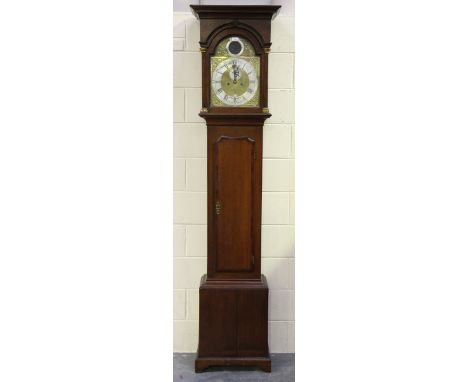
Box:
(198, 289, 237, 357)
(237, 288, 268, 356)
(196, 275, 271, 372)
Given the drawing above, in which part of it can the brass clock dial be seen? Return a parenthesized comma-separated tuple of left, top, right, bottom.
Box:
(211, 58, 258, 106)
(210, 37, 260, 107)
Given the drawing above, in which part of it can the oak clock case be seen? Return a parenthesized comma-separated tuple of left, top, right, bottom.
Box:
(190, 5, 281, 373)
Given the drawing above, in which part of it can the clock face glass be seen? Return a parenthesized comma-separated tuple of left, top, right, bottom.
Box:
(210, 37, 260, 107)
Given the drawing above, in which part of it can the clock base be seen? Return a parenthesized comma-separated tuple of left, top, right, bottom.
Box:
(195, 355, 271, 373)
(195, 274, 271, 373)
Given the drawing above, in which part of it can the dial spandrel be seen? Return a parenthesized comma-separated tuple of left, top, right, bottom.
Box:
(210, 37, 260, 107)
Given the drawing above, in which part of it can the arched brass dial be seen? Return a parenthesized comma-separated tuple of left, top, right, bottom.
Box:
(210, 36, 260, 107)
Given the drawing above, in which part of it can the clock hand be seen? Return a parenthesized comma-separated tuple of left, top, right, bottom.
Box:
(232, 63, 239, 83)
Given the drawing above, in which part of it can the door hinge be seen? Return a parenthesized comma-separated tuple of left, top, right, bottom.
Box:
(252, 255, 255, 265)
(215, 200, 221, 215)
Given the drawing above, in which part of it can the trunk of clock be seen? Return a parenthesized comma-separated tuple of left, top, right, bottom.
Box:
(207, 125, 262, 279)
(195, 122, 271, 372)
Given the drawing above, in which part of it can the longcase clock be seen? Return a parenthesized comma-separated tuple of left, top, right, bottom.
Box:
(190, 5, 281, 373)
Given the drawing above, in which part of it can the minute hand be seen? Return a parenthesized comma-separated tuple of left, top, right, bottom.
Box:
(232, 64, 239, 82)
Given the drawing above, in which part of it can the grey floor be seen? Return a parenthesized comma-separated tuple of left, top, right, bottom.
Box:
(174, 353, 295, 382)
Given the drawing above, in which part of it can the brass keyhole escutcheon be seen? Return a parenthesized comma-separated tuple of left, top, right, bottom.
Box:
(215, 201, 221, 215)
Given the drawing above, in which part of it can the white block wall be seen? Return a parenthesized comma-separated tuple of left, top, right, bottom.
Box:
(173, 12, 295, 353)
